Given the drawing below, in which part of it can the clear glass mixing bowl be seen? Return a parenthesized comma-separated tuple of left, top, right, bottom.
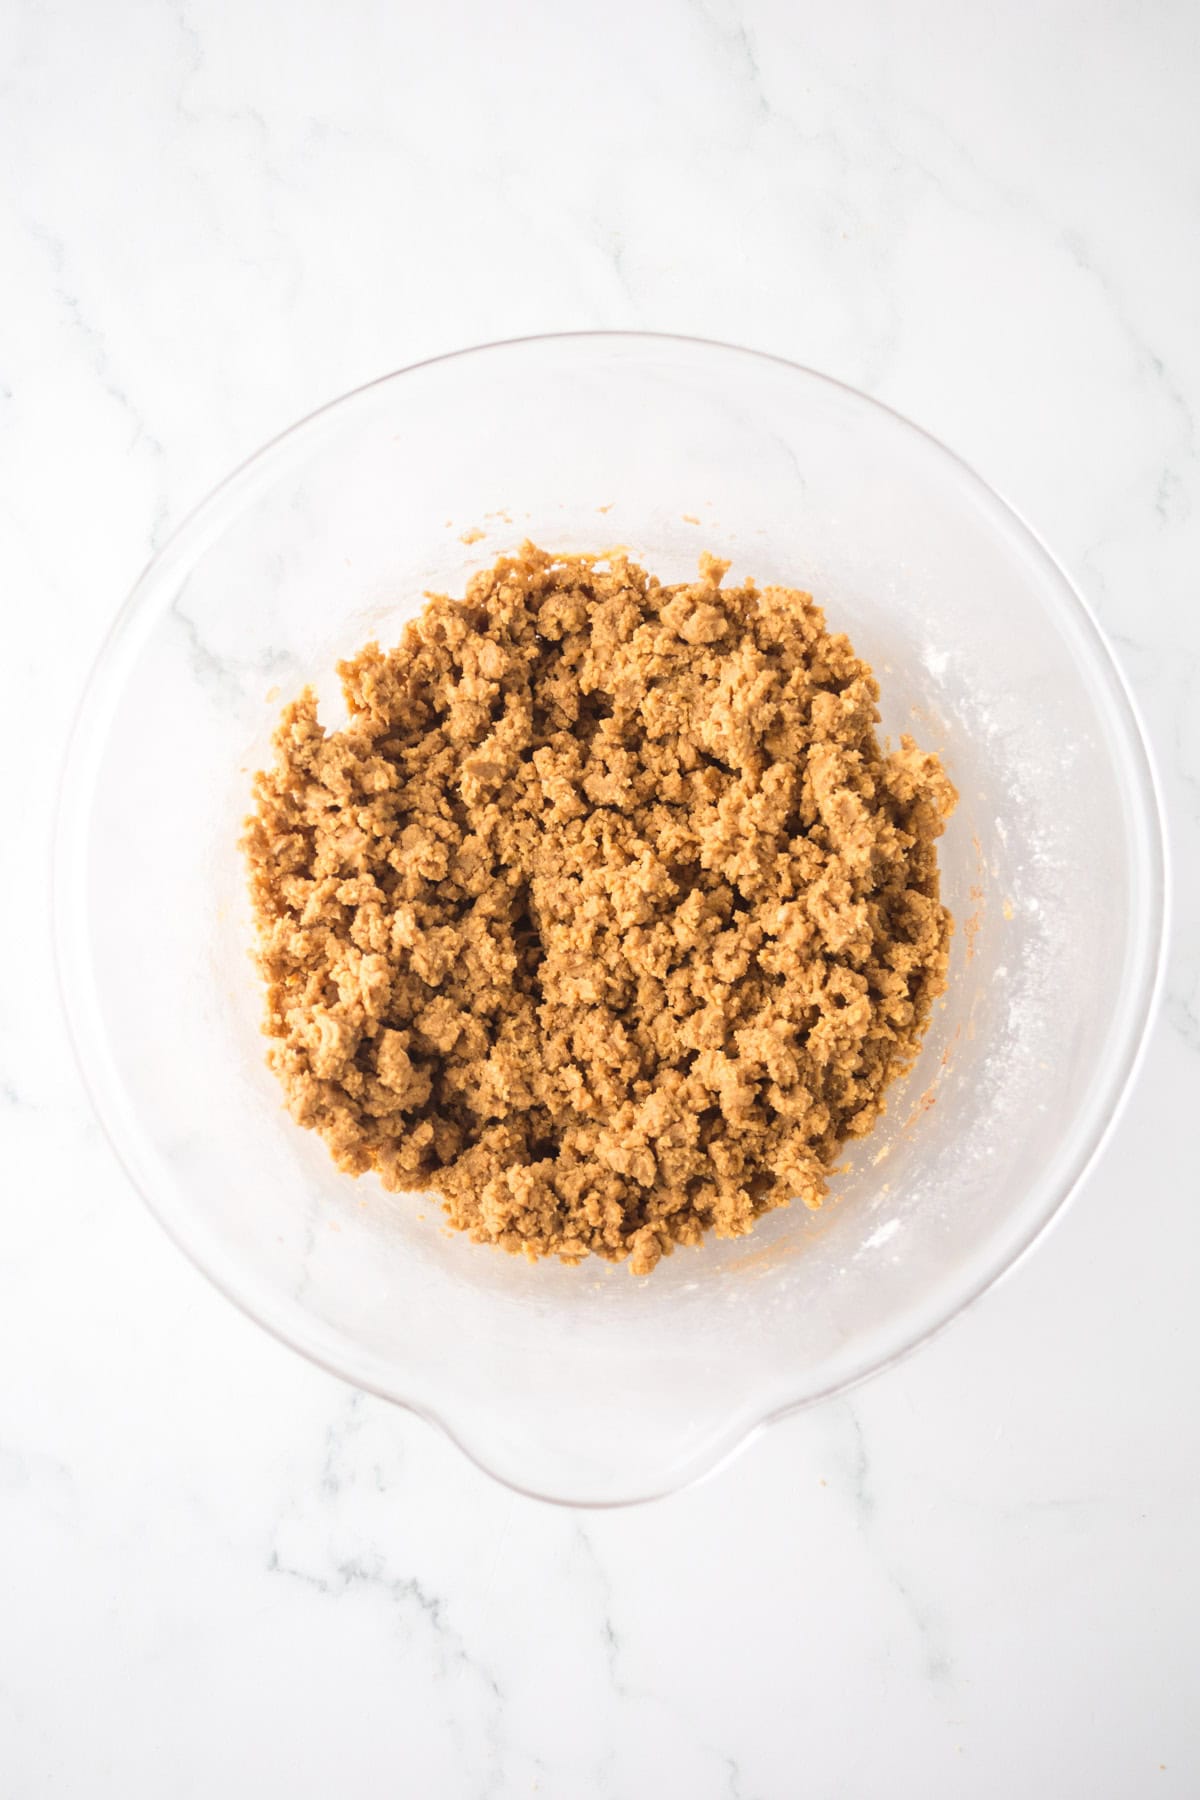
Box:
(55, 334, 1166, 1504)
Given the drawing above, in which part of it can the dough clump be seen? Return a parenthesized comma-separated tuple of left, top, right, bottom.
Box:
(244, 545, 955, 1275)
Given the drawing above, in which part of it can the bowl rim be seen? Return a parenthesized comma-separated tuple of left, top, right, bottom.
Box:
(53, 329, 1171, 1506)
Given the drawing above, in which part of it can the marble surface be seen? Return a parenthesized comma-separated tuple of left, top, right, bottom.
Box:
(2, 0, 1197, 1793)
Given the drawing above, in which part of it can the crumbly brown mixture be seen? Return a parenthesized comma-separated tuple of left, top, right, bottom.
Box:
(244, 545, 955, 1275)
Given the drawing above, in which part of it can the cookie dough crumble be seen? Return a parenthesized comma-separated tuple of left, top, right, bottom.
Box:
(243, 545, 955, 1274)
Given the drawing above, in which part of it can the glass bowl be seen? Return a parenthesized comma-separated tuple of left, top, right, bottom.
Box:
(55, 333, 1166, 1505)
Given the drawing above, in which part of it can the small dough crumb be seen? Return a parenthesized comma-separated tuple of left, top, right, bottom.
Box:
(243, 544, 956, 1274)
(459, 526, 486, 545)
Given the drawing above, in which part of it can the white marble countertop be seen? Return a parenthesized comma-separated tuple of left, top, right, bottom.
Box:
(3, 1, 1197, 1793)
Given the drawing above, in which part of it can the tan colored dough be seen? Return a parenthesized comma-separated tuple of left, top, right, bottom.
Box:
(243, 544, 956, 1274)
